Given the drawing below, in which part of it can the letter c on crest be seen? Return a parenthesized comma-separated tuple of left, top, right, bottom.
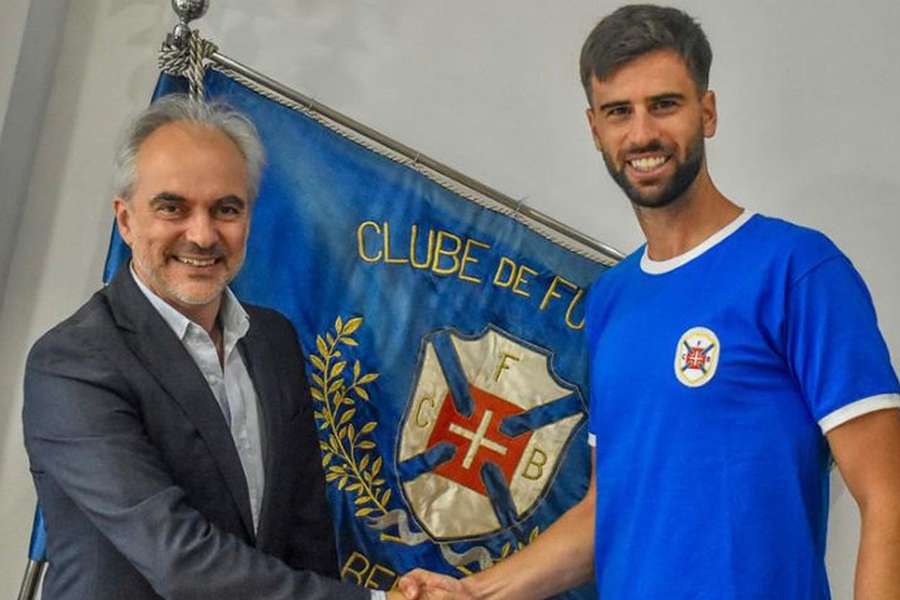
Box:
(415, 395, 435, 428)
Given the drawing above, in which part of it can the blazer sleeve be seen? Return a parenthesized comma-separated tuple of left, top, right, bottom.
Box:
(23, 325, 370, 600)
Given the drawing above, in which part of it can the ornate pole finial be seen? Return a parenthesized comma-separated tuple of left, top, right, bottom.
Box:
(160, 0, 217, 99)
(168, 0, 210, 47)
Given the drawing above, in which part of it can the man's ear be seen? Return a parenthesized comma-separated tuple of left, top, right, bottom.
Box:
(113, 197, 133, 247)
(586, 106, 603, 151)
(701, 89, 717, 138)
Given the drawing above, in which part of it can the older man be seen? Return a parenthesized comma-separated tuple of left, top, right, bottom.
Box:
(23, 95, 403, 599)
(400, 5, 900, 599)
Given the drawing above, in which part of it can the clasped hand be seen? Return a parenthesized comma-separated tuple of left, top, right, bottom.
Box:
(385, 568, 474, 600)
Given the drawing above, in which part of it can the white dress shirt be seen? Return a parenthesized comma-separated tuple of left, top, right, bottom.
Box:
(131, 267, 265, 533)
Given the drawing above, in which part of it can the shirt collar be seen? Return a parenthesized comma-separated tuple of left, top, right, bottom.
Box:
(639, 210, 755, 275)
(129, 263, 250, 346)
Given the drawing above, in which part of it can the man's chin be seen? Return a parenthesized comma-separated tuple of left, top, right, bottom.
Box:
(170, 286, 226, 307)
(609, 169, 677, 209)
(624, 184, 680, 209)
(157, 278, 228, 308)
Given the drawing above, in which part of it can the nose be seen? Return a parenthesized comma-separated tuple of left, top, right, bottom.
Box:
(184, 212, 218, 249)
(627, 109, 659, 150)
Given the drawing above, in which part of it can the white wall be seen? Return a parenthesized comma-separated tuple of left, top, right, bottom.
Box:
(0, 0, 31, 120)
(1, 1, 897, 597)
(0, 0, 71, 308)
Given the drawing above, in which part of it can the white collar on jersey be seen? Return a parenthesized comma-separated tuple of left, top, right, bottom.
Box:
(640, 210, 756, 275)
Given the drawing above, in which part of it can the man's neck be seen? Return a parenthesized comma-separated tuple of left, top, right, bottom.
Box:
(634, 171, 742, 261)
(174, 299, 222, 338)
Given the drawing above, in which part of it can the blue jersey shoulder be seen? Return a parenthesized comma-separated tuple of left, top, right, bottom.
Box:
(584, 247, 642, 350)
(747, 215, 845, 280)
(588, 246, 642, 290)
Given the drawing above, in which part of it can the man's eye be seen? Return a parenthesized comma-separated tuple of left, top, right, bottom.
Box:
(217, 205, 242, 217)
(652, 100, 678, 112)
(156, 204, 181, 215)
(606, 106, 630, 118)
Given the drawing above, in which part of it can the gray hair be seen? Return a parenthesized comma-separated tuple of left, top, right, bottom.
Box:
(580, 4, 712, 105)
(112, 94, 265, 201)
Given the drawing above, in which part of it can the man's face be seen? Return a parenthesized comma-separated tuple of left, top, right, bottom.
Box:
(586, 49, 717, 208)
(113, 121, 251, 313)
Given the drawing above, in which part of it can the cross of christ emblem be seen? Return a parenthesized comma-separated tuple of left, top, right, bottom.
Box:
(398, 327, 585, 540)
(683, 341, 714, 372)
(427, 385, 533, 496)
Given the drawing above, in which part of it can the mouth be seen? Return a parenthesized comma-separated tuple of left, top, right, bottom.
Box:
(626, 154, 671, 175)
(172, 255, 221, 268)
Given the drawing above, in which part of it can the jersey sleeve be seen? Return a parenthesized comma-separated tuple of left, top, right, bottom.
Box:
(785, 255, 900, 433)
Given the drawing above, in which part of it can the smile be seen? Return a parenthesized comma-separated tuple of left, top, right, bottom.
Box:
(628, 155, 670, 172)
(173, 256, 219, 267)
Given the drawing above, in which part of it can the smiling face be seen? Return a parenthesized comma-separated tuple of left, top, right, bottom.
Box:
(586, 49, 717, 209)
(113, 121, 250, 318)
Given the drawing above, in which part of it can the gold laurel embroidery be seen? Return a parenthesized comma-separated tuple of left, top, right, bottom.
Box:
(310, 315, 391, 518)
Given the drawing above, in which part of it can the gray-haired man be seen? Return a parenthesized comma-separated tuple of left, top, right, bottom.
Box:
(23, 95, 407, 599)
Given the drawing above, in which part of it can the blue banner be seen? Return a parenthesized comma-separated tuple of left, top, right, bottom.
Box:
(105, 69, 612, 598)
(27, 506, 46, 562)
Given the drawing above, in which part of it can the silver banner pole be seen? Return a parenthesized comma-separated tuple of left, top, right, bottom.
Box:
(16, 561, 46, 600)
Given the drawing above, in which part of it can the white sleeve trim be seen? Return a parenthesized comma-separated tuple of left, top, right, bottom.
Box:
(818, 393, 900, 433)
(370, 591, 387, 600)
(587, 432, 596, 447)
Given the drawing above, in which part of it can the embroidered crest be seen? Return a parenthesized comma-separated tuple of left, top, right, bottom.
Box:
(674, 326, 720, 387)
(310, 317, 558, 575)
(397, 326, 584, 541)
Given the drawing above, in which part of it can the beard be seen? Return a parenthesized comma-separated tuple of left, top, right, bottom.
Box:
(132, 242, 240, 308)
(603, 133, 705, 209)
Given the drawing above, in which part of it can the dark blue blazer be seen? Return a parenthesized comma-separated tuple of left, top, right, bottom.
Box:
(23, 266, 368, 599)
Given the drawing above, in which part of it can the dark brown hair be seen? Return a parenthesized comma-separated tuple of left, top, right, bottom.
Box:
(579, 4, 712, 104)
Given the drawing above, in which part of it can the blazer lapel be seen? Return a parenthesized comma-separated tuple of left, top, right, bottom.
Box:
(104, 267, 256, 541)
(238, 325, 285, 550)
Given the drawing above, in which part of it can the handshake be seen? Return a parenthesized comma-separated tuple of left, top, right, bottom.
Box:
(385, 569, 476, 600)
(373, 482, 596, 600)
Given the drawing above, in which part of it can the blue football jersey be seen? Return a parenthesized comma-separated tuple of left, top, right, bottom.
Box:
(586, 212, 900, 599)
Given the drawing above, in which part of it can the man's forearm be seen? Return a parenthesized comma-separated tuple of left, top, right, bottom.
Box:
(464, 487, 595, 600)
(855, 505, 900, 599)
(398, 460, 597, 600)
(827, 409, 900, 600)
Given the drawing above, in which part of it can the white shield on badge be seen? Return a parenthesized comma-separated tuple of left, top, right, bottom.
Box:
(397, 326, 585, 541)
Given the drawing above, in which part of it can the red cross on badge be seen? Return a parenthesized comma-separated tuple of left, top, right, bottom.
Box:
(685, 344, 709, 370)
(425, 385, 533, 496)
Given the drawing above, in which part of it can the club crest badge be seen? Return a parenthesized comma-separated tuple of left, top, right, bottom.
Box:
(397, 326, 585, 541)
(674, 326, 720, 387)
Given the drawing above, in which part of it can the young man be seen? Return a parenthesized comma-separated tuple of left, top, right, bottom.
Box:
(23, 95, 414, 599)
(400, 5, 900, 599)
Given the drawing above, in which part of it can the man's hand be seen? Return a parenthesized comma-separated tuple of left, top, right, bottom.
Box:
(394, 455, 597, 600)
(395, 569, 472, 599)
